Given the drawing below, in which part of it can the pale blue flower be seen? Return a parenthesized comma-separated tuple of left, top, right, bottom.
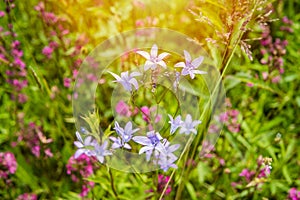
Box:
(109, 71, 141, 92)
(94, 140, 112, 163)
(158, 155, 178, 172)
(161, 140, 180, 160)
(179, 114, 201, 135)
(133, 131, 164, 161)
(110, 121, 139, 149)
(137, 44, 169, 71)
(74, 131, 96, 158)
(114, 121, 139, 142)
(175, 50, 206, 79)
(109, 136, 132, 149)
(168, 114, 182, 134)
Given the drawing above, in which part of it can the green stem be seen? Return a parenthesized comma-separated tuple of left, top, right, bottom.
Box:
(108, 166, 119, 200)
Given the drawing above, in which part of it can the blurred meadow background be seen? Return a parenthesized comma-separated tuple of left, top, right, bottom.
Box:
(0, 0, 300, 199)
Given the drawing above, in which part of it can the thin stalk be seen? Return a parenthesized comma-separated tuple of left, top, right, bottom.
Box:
(108, 166, 119, 200)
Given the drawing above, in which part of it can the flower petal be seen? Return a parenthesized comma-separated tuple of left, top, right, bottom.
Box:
(129, 78, 139, 90)
(158, 52, 170, 60)
(193, 70, 207, 75)
(157, 60, 167, 68)
(191, 56, 204, 68)
(139, 146, 153, 154)
(151, 44, 158, 57)
(75, 131, 83, 143)
(108, 71, 122, 81)
(74, 149, 85, 159)
(136, 51, 150, 60)
(183, 50, 191, 62)
(74, 141, 84, 148)
(174, 62, 186, 68)
(132, 136, 151, 145)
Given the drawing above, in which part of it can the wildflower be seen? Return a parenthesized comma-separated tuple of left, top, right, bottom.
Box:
(115, 100, 137, 117)
(16, 193, 38, 200)
(110, 121, 139, 149)
(42, 46, 53, 59)
(0, 152, 17, 183)
(66, 154, 98, 197)
(288, 188, 300, 200)
(136, 44, 169, 71)
(44, 148, 53, 157)
(94, 140, 112, 163)
(239, 168, 255, 182)
(258, 165, 271, 178)
(109, 71, 141, 92)
(156, 140, 180, 171)
(0, 11, 5, 17)
(74, 132, 96, 159)
(168, 114, 182, 134)
(114, 121, 139, 142)
(63, 78, 71, 88)
(175, 50, 206, 79)
(179, 114, 201, 135)
(158, 155, 178, 172)
(160, 140, 180, 160)
(133, 131, 164, 161)
(141, 106, 162, 124)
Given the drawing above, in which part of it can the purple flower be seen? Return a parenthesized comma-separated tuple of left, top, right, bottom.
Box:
(133, 131, 164, 161)
(136, 44, 169, 71)
(94, 141, 112, 163)
(156, 140, 180, 171)
(161, 140, 180, 159)
(110, 121, 139, 149)
(158, 155, 178, 172)
(109, 71, 141, 92)
(179, 114, 201, 135)
(74, 132, 96, 159)
(168, 114, 182, 134)
(175, 50, 206, 79)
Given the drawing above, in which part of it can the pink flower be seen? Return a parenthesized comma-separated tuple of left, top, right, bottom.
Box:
(14, 58, 26, 69)
(11, 40, 20, 48)
(219, 112, 228, 123)
(262, 72, 268, 80)
(31, 145, 40, 158)
(44, 148, 53, 157)
(288, 188, 300, 200)
(34, 2, 45, 12)
(0, 11, 5, 17)
(16, 193, 38, 200)
(63, 78, 71, 88)
(43, 12, 58, 24)
(272, 76, 281, 83)
(115, 100, 132, 117)
(246, 82, 254, 87)
(239, 168, 255, 182)
(72, 69, 78, 78)
(18, 94, 28, 103)
(42, 46, 53, 59)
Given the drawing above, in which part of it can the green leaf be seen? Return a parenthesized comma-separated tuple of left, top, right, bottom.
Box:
(282, 165, 292, 184)
(186, 182, 197, 200)
(197, 162, 211, 184)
